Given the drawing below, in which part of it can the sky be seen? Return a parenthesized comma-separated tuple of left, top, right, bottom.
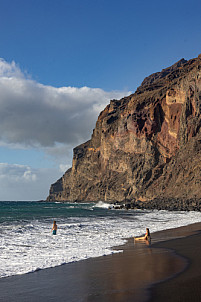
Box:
(0, 0, 201, 200)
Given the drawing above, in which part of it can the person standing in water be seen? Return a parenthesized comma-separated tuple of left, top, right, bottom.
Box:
(52, 220, 57, 235)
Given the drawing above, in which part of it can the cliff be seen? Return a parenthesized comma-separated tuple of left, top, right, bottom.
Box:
(47, 55, 201, 202)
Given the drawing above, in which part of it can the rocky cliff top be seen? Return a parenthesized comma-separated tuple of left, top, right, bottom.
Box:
(47, 54, 201, 204)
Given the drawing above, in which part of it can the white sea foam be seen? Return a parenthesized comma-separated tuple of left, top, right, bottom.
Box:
(93, 201, 114, 209)
(0, 208, 201, 278)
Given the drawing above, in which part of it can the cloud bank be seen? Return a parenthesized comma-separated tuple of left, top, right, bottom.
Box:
(0, 163, 37, 182)
(0, 58, 132, 200)
(0, 162, 61, 200)
(0, 58, 131, 148)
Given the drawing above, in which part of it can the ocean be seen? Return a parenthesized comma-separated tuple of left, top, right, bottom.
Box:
(1, 200, 201, 279)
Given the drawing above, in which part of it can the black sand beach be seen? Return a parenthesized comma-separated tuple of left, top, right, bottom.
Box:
(1, 222, 201, 302)
(150, 223, 201, 302)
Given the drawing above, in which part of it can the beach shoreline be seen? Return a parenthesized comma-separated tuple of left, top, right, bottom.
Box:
(0, 221, 201, 301)
(149, 222, 201, 302)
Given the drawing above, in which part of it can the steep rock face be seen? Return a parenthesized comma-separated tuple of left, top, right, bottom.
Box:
(47, 55, 201, 202)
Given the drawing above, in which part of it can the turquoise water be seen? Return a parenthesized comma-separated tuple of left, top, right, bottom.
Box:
(0, 200, 130, 223)
(0, 201, 97, 222)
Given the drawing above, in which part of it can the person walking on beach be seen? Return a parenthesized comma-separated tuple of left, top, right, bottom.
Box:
(52, 220, 57, 235)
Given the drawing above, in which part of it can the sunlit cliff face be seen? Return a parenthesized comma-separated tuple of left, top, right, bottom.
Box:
(48, 55, 201, 202)
(97, 70, 201, 162)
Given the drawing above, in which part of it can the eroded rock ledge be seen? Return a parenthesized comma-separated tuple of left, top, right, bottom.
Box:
(47, 54, 201, 203)
(113, 198, 201, 212)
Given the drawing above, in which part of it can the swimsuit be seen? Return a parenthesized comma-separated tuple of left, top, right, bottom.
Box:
(52, 230, 56, 235)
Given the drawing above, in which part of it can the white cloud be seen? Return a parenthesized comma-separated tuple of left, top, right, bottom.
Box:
(0, 59, 24, 78)
(59, 164, 71, 173)
(0, 58, 132, 148)
(0, 163, 37, 182)
(0, 162, 61, 201)
(23, 169, 37, 181)
(0, 59, 132, 200)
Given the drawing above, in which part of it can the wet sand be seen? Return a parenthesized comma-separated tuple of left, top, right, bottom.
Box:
(0, 222, 201, 302)
(149, 223, 201, 302)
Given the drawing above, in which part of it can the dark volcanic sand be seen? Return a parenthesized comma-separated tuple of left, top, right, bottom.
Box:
(149, 223, 201, 302)
(0, 223, 201, 302)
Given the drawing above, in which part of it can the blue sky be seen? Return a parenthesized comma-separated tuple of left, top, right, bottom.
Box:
(0, 0, 201, 200)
